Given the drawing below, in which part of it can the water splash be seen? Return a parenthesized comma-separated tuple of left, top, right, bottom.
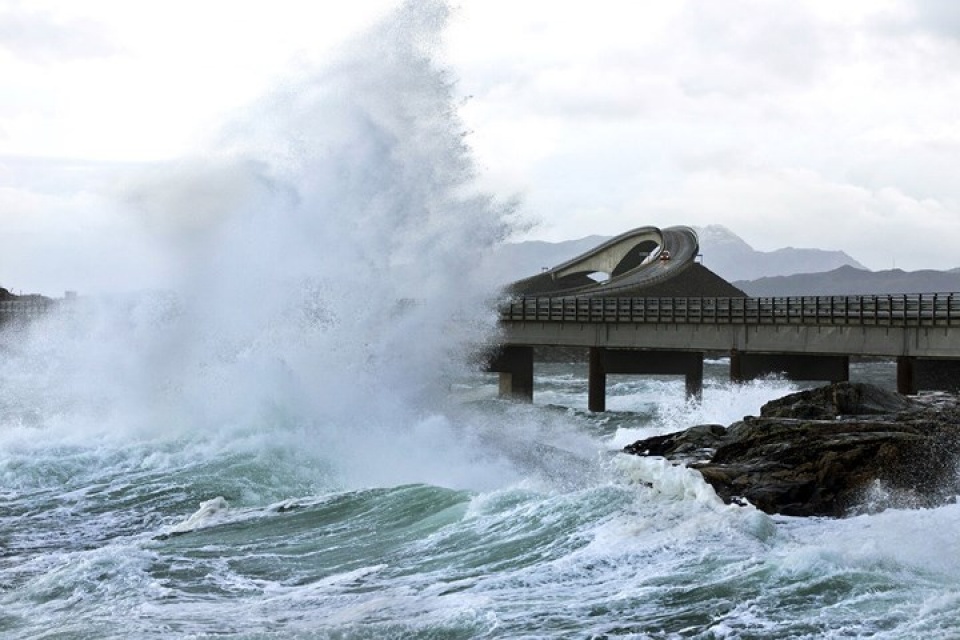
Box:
(0, 1, 520, 490)
(608, 376, 800, 448)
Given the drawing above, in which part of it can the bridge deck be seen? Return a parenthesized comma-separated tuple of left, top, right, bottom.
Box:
(498, 294, 960, 361)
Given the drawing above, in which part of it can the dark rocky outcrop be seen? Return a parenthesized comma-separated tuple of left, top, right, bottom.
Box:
(624, 382, 960, 517)
(759, 382, 917, 419)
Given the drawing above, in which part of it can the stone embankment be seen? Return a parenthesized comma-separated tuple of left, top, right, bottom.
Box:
(624, 382, 960, 517)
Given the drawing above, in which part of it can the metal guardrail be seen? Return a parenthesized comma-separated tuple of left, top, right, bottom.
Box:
(500, 294, 960, 327)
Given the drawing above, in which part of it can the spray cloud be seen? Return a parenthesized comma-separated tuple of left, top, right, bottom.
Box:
(1, 1, 519, 488)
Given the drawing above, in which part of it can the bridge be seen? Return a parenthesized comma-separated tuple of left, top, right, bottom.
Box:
(491, 226, 960, 410)
(0, 299, 54, 322)
(492, 294, 960, 410)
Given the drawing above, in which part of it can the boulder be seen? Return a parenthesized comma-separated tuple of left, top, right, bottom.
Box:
(623, 383, 960, 517)
(759, 381, 917, 419)
(623, 423, 727, 463)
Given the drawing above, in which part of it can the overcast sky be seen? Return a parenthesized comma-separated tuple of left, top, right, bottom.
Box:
(2, 0, 960, 293)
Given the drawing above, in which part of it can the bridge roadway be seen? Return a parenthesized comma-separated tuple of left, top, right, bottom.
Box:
(491, 293, 960, 411)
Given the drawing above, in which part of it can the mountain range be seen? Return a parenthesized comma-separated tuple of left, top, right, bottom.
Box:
(738, 265, 960, 297)
(693, 225, 866, 282)
(494, 225, 960, 296)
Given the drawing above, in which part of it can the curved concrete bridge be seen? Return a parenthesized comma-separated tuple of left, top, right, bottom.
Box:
(509, 226, 701, 297)
(492, 228, 960, 410)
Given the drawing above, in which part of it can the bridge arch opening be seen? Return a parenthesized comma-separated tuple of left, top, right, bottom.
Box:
(612, 240, 660, 277)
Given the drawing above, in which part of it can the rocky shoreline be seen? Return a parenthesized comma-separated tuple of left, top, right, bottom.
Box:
(623, 382, 960, 517)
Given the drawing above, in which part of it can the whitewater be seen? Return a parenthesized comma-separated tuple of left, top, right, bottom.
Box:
(3, 3, 960, 638)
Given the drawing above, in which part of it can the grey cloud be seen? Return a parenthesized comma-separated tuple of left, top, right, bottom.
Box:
(675, 0, 844, 97)
(868, 1, 960, 50)
(907, 0, 960, 40)
(458, 1, 847, 124)
(0, 9, 119, 62)
(459, 55, 680, 125)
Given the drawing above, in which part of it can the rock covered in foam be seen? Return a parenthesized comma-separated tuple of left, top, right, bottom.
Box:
(624, 383, 960, 517)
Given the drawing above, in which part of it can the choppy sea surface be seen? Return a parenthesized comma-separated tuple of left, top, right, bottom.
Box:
(3, 353, 960, 639)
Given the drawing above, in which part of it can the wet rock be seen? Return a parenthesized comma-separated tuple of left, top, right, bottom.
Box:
(623, 383, 960, 517)
(759, 382, 917, 419)
(623, 423, 727, 463)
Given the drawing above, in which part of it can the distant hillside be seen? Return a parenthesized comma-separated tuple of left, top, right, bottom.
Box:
(492, 225, 866, 284)
(694, 225, 866, 282)
(486, 235, 612, 284)
(738, 265, 960, 296)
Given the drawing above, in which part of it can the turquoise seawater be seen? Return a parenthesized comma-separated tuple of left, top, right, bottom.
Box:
(4, 356, 960, 639)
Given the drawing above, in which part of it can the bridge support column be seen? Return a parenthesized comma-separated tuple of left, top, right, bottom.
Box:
(588, 348, 704, 412)
(730, 352, 849, 384)
(899, 357, 960, 394)
(589, 348, 606, 412)
(897, 357, 915, 395)
(485, 346, 534, 402)
(730, 349, 743, 383)
(685, 361, 704, 399)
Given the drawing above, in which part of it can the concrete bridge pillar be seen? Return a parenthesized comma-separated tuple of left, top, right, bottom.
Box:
(896, 356, 915, 395)
(589, 348, 704, 412)
(485, 346, 534, 402)
(730, 351, 849, 384)
(588, 348, 606, 412)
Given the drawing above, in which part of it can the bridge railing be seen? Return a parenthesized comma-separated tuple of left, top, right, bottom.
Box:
(499, 294, 960, 327)
(0, 299, 55, 320)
